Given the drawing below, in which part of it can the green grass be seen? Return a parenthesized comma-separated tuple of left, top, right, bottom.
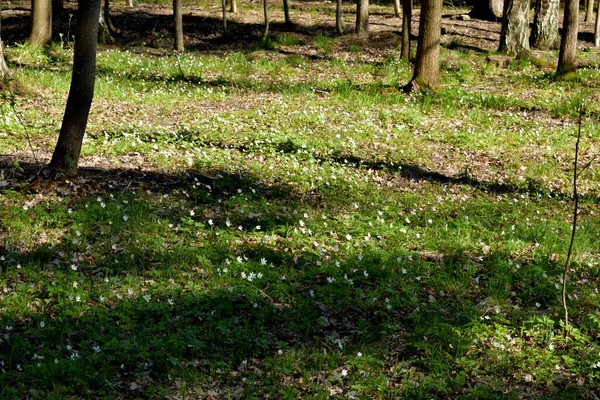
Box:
(1, 7, 600, 398)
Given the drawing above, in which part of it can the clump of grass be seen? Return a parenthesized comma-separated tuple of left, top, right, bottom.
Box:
(314, 32, 332, 52)
(277, 33, 299, 46)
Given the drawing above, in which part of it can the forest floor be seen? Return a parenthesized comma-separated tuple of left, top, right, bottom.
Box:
(1, 1, 600, 399)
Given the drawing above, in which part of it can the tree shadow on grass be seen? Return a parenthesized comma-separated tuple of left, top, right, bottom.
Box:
(0, 155, 596, 398)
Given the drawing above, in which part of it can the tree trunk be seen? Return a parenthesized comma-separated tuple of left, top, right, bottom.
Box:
(0, 0, 10, 79)
(356, 0, 369, 35)
(336, 0, 344, 34)
(229, 0, 237, 13)
(498, 0, 530, 57)
(401, 0, 412, 60)
(405, 0, 442, 91)
(585, 0, 594, 23)
(0, 42, 9, 79)
(263, 0, 269, 39)
(470, 0, 504, 20)
(222, 0, 228, 36)
(283, 0, 292, 25)
(98, 1, 115, 44)
(103, 0, 118, 34)
(595, 0, 600, 46)
(49, 0, 101, 175)
(173, 0, 184, 51)
(30, 0, 52, 47)
(557, 0, 579, 76)
(393, 0, 400, 18)
(126, 0, 133, 6)
(531, 0, 559, 49)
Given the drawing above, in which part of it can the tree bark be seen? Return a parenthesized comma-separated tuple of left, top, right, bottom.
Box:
(401, 0, 412, 60)
(126, 0, 133, 6)
(405, 0, 442, 91)
(356, 0, 369, 35)
(393, 0, 400, 18)
(173, 0, 184, 51)
(585, 0, 594, 23)
(531, 0, 559, 50)
(498, 0, 530, 57)
(98, 1, 115, 44)
(470, 0, 504, 21)
(263, 0, 269, 39)
(0, 42, 8, 79)
(283, 0, 292, 25)
(222, 0, 228, 36)
(103, 0, 118, 34)
(49, 0, 101, 175)
(336, 0, 344, 34)
(557, 0, 579, 75)
(229, 0, 237, 13)
(595, 0, 600, 46)
(30, 0, 52, 47)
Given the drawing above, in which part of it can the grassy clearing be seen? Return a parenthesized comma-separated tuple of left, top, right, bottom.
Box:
(1, 4, 600, 398)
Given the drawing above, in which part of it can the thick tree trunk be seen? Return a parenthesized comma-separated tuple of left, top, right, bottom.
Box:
(470, 0, 504, 21)
(585, 0, 594, 23)
(222, 0, 228, 36)
(283, 0, 292, 25)
(401, 0, 412, 60)
(229, 0, 237, 13)
(595, 0, 600, 46)
(557, 0, 579, 75)
(531, 0, 559, 49)
(356, 0, 369, 35)
(49, 0, 101, 175)
(394, 0, 400, 18)
(405, 0, 442, 91)
(498, 0, 530, 57)
(30, 0, 52, 46)
(173, 0, 184, 51)
(336, 0, 344, 34)
(263, 0, 269, 38)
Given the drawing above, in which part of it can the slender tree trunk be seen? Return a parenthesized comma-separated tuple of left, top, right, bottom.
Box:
(498, 0, 530, 57)
(30, 0, 52, 46)
(173, 0, 184, 51)
(595, 0, 600, 46)
(531, 0, 559, 49)
(401, 0, 412, 60)
(221, 0, 228, 36)
(126, 0, 133, 6)
(283, 0, 292, 25)
(49, 0, 101, 175)
(405, 0, 442, 91)
(229, 0, 237, 13)
(356, 0, 369, 35)
(104, 0, 118, 34)
(394, 0, 400, 17)
(98, 1, 115, 44)
(0, 0, 10, 78)
(585, 0, 594, 23)
(263, 0, 269, 39)
(336, 0, 344, 34)
(557, 0, 579, 75)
